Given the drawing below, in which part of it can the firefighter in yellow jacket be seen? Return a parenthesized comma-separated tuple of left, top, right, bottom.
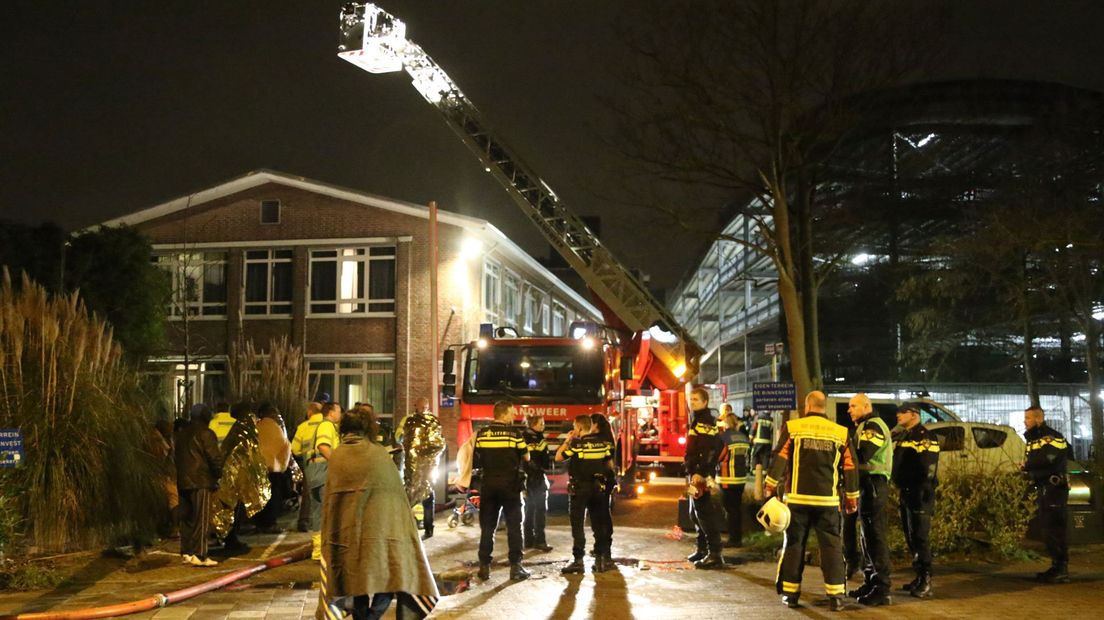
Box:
(766, 391, 859, 612)
(717, 409, 750, 547)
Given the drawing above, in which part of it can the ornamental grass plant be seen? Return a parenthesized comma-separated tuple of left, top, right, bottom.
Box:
(0, 270, 165, 553)
(227, 337, 309, 428)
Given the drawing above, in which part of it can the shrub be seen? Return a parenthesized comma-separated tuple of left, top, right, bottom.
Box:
(0, 271, 165, 552)
(886, 466, 1035, 560)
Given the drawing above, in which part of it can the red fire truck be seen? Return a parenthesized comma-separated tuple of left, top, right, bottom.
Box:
(448, 321, 625, 495)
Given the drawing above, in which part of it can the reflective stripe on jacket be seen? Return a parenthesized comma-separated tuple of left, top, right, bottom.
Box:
(766, 412, 859, 507)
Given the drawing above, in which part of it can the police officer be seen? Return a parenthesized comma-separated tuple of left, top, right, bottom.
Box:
(717, 408, 750, 548)
(685, 387, 724, 569)
(522, 414, 553, 553)
(556, 414, 616, 574)
(1023, 406, 1072, 583)
(766, 391, 858, 611)
(892, 402, 939, 599)
(844, 394, 894, 606)
(473, 401, 530, 582)
(749, 406, 774, 500)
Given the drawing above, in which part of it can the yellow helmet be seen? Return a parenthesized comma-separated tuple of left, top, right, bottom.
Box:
(756, 497, 791, 534)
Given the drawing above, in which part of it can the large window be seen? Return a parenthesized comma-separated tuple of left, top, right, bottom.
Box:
(541, 296, 551, 335)
(523, 288, 537, 333)
(309, 247, 396, 315)
(482, 260, 501, 324)
(308, 359, 396, 421)
(154, 252, 228, 317)
(503, 272, 520, 327)
(552, 302, 567, 336)
(244, 249, 293, 315)
(463, 344, 604, 405)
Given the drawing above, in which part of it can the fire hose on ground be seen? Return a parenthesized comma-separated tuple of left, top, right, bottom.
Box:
(0, 545, 311, 620)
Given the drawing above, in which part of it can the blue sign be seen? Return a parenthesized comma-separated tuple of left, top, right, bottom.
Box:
(0, 428, 24, 468)
(752, 382, 797, 411)
(440, 395, 456, 409)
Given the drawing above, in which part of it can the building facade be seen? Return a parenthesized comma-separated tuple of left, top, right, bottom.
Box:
(103, 170, 599, 447)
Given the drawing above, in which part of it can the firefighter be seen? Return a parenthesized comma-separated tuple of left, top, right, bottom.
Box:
(749, 406, 774, 500)
(844, 394, 894, 606)
(892, 402, 939, 599)
(765, 391, 858, 612)
(1023, 406, 1072, 583)
(684, 387, 725, 569)
(522, 414, 553, 553)
(473, 401, 530, 582)
(555, 414, 616, 574)
(717, 409, 750, 547)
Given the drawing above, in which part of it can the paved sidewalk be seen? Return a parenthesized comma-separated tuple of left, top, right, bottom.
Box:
(0, 481, 1101, 618)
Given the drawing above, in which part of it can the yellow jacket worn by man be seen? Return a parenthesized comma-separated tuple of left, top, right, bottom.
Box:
(765, 391, 859, 611)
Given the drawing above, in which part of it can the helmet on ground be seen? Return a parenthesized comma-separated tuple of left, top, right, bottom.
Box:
(756, 497, 791, 534)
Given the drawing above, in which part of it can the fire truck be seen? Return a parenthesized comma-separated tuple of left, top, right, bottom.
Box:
(337, 3, 705, 494)
(444, 321, 625, 495)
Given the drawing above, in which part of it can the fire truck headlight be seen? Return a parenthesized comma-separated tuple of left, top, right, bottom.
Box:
(477, 338, 488, 349)
(581, 336, 595, 350)
(636, 484, 645, 495)
(673, 363, 687, 378)
(648, 471, 657, 481)
(677, 435, 687, 446)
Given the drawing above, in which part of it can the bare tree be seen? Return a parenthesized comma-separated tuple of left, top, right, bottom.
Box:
(610, 0, 943, 400)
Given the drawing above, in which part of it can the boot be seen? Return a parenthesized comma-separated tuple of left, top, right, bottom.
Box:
(509, 563, 531, 581)
(561, 558, 585, 574)
(909, 572, 932, 599)
(310, 533, 322, 561)
(828, 596, 846, 612)
(1038, 564, 1070, 584)
(848, 581, 875, 599)
(533, 543, 554, 552)
(899, 575, 920, 592)
(781, 594, 800, 608)
(593, 555, 617, 573)
(477, 563, 491, 580)
(687, 548, 707, 563)
(693, 554, 725, 570)
(857, 586, 892, 606)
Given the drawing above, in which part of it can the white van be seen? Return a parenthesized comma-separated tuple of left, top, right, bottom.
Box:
(824, 395, 1026, 474)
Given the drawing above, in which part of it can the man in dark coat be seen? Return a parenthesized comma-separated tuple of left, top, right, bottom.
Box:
(175, 403, 224, 567)
(317, 404, 439, 620)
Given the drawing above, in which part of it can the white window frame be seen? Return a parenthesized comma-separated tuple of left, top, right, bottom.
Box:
(155, 251, 229, 319)
(243, 249, 293, 317)
(552, 301, 567, 336)
(308, 246, 396, 317)
(482, 259, 501, 325)
(503, 270, 520, 327)
(523, 286, 537, 334)
(541, 295, 551, 335)
(307, 356, 397, 421)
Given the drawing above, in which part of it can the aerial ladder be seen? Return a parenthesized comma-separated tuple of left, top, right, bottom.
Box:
(337, 3, 702, 394)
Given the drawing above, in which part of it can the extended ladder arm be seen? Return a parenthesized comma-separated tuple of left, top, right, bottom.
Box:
(338, 3, 702, 387)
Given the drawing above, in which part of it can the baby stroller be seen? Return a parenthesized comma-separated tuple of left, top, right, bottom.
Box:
(447, 487, 480, 528)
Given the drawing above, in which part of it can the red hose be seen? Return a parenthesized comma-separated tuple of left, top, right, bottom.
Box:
(1, 546, 311, 620)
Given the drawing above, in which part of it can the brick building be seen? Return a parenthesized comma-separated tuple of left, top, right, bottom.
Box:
(102, 170, 599, 443)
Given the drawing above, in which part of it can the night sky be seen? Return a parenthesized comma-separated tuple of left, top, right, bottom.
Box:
(3, 0, 1104, 292)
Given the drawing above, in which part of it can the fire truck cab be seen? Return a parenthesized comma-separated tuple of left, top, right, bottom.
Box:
(446, 321, 626, 495)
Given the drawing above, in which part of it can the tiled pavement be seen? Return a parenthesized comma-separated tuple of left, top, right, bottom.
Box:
(1, 481, 1101, 619)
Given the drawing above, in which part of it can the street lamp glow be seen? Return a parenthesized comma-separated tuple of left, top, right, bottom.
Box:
(460, 237, 483, 261)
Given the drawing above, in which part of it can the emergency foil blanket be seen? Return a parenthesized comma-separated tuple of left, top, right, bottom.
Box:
(403, 413, 446, 506)
(211, 415, 272, 538)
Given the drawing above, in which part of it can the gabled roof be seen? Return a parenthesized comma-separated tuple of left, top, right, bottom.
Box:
(97, 169, 600, 317)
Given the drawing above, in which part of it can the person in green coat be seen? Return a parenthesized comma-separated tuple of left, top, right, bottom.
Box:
(317, 403, 439, 620)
